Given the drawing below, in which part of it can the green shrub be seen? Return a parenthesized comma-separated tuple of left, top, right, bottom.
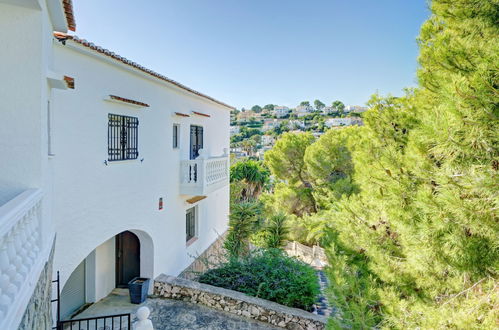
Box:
(224, 201, 263, 259)
(198, 249, 319, 311)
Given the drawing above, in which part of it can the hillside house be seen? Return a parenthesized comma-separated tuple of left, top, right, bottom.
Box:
(261, 135, 276, 146)
(0, 1, 231, 328)
(344, 105, 368, 113)
(322, 106, 338, 115)
(274, 106, 290, 118)
(295, 105, 314, 117)
(262, 119, 278, 132)
(325, 117, 355, 127)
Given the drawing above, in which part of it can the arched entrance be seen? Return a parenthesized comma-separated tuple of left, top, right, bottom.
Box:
(59, 230, 151, 319)
(115, 231, 140, 287)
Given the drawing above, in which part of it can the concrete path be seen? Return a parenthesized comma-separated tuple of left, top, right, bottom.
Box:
(313, 271, 335, 317)
(70, 289, 278, 330)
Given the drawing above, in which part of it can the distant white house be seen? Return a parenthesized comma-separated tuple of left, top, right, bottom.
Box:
(262, 119, 278, 131)
(261, 135, 276, 146)
(325, 117, 355, 127)
(345, 105, 368, 113)
(274, 106, 290, 118)
(288, 120, 306, 130)
(322, 106, 338, 115)
(230, 125, 241, 136)
(312, 132, 325, 138)
(295, 105, 314, 117)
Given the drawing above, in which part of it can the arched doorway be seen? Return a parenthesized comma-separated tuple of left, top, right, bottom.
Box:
(115, 231, 140, 287)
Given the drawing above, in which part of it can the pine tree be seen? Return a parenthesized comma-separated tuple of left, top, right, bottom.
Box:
(324, 0, 499, 328)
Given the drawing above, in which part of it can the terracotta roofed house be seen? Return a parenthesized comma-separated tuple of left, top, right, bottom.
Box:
(0, 1, 231, 327)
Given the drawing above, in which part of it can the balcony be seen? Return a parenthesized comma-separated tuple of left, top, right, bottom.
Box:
(180, 150, 229, 196)
(0, 189, 49, 329)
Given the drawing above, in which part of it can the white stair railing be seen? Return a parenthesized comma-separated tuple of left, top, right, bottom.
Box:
(0, 189, 45, 329)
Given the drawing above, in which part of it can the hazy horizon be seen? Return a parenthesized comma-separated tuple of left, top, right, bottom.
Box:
(73, 0, 430, 109)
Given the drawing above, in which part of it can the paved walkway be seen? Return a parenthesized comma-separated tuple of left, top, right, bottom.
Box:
(71, 289, 278, 330)
(313, 271, 335, 317)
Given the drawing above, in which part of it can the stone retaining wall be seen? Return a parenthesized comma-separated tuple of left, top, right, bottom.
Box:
(179, 231, 227, 280)
(154, 274, 327, 329)
(18, 241, 54, 330)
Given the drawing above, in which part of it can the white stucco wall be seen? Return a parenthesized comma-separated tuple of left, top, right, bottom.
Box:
(50, 40, 230, 300)
(0, 1, 69, 328)
(0, 0, 66, 264)
(0, 3, 44, 205)
(94, 238, 116, 302)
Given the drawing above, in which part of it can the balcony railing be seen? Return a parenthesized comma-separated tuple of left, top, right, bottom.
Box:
(0, 189, 49, 329)
(180, 150, 229, 196)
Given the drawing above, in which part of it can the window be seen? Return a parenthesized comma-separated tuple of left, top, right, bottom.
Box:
(189, 125, 203, 160)
(186, 207, 197, 243)
(108, 114, 139, 161)
(47, 101, 54, 156)
(173, 124, 180, 149)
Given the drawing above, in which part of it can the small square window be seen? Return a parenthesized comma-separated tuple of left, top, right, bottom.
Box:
(186, 207, 197, 243)
(173, 124, 180, 149)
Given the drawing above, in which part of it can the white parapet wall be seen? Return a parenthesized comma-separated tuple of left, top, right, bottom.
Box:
(0, 189, 54, 329)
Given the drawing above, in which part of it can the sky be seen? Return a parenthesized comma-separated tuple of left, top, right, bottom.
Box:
(72, 0, 430, 110)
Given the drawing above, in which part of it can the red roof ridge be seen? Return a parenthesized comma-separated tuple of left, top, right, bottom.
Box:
(53, 32, 234, 110)
(62, 0, 76, 31)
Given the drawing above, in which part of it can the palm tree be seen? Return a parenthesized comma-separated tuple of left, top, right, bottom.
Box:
(264, 213, 289, 248)
(224, 202, 262, 258)
(230, 160, 269, 200)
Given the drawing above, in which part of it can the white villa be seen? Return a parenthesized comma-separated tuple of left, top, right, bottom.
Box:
(261, 135, 276, 146)
(295, 105, 314, 117)
(0, 1, 230, 329)
(325, 118, 356, 127)
(262, 118, 279, 132)
(344, 105, 368, 113)
(274, 106, 290, 118)
(288, 120, 306, 130)
(322, 106, 338, 115)
(230, 125, 241, 136)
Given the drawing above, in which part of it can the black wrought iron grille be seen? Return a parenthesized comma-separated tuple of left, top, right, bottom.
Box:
(108, 114, 139, 161)
(186, 207, 196, 242)
(58, 313, 131, 330)
(190, 125, 203, 160)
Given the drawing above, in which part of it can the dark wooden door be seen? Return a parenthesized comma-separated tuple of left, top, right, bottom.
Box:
(116, 231, 140, 288)
(190, 125, 203, 159)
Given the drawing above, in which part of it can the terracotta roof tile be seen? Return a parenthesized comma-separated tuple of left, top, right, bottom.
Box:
(174, 112, 190, 117)
(62, 0, 76, 31)
(63, 76, 74, 89)
(109, 95, 149, 107)
(53, 32, 234, 110)
(192, 111, 211, 118)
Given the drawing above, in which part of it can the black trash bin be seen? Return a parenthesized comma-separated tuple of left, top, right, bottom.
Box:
(128, 277, 150, 304)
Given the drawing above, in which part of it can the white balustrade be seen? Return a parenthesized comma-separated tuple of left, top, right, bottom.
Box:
(180, 150, 229, 196)
(0, 189, 46, 330)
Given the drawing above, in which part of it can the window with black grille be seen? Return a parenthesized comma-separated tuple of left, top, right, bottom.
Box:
(108, 114, 139, 161)
(173, 124, 180, 149)
(186, 207, 196, 242)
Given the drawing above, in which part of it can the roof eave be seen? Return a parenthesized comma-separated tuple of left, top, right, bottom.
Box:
(46, 0, 68, 32)
(54, 33, 234, 110)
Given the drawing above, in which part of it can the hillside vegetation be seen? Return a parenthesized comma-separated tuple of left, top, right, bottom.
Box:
(262, 0, 498, 328)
